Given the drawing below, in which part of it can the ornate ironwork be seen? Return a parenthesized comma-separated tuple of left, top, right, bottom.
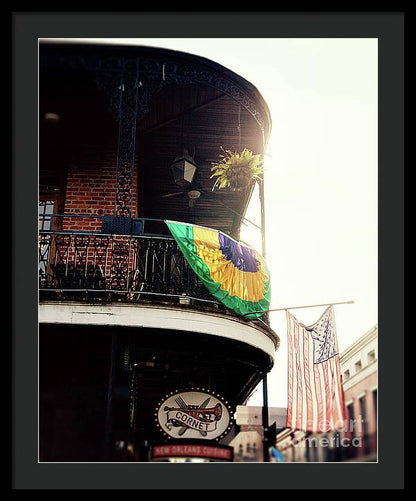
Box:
(94, 62, 167, 218)
(109, 64, 139, 218)
(39, 231, 218, 307)
(157, 59, 266, 135)
(40, 49, 267, 134)
(109, 237, 131, 290)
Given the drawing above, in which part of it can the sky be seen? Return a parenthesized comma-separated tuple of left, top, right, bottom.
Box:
(66, 38, 378, 408)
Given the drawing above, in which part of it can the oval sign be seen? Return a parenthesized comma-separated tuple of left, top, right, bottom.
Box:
(156, 389, 233, 440)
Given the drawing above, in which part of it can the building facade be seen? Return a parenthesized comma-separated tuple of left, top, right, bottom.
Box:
(230, 406, 287, 462)
(38, 40, 278, 462)
(341, 325, 378, 461)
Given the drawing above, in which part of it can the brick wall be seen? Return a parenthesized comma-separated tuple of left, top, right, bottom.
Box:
(63, 143, 138, 232)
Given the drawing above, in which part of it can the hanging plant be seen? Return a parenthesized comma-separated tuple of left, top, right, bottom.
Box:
(210, 147, 264, 191)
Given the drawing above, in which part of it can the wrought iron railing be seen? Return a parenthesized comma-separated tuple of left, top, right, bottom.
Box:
(38, 229, 225, 307)
(38, 214, 274, 331)
(38, 214, 230, 314)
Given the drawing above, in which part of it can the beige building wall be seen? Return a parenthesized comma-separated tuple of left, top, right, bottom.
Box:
(341, 326, 378, 460)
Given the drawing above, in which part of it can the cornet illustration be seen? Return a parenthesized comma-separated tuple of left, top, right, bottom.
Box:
(163, 395, 223, 436)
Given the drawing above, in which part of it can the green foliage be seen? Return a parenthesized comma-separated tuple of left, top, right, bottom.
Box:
(210, 147, 264, 191)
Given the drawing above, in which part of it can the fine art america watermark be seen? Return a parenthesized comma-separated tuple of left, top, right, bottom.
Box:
(302, 416, 367, 449)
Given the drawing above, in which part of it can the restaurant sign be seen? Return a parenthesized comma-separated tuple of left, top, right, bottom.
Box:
(151, 443, 233, 462)
(156, 389, 233, 440)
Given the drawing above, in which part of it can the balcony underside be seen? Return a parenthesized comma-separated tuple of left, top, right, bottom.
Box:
(39, 301, 278, 362)
(39, 320, 273, 461)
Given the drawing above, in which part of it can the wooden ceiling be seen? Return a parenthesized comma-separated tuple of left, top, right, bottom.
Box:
(138, 81, 264, 238)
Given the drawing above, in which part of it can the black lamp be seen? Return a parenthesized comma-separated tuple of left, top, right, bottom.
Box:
(170, 149, 198, 188)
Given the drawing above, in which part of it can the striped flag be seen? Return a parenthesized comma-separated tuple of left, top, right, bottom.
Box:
(286, 306, 346, 432)
(165, 220, 271, 319)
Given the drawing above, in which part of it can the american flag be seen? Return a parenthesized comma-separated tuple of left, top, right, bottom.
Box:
(286, 306, 346, 432)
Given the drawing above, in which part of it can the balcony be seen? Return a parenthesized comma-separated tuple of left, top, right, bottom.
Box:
(38, 215, 270, 327)
(37, 41, 277, 463)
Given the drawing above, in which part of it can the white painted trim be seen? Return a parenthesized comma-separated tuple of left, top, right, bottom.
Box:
(340, 326, 378, 363)
(342, 361, 377, 392)
(39, 302, 278, 361)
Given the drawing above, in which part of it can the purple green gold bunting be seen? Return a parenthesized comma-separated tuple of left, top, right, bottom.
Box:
(165, 220, 271, 319)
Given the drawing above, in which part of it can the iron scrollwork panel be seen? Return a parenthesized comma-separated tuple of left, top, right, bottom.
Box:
(38, 233, 53, 287)
(113, 69, 138, 218)
(39, 233, 108, 290)
(93, 62, 163, 219)
(41, 50, 267, 136)
(129, 238, 176, 295)
(128, 237, 216, 301)
(109, 237, 131, 291)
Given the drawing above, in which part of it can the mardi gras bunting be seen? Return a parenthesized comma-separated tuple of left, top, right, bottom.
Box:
(165, 220, 271, 319)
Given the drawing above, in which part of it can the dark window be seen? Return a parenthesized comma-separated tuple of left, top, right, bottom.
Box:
(333, 431, 344, 461)
(311, 443, 318, 462)
(322, 434, 331, 462)
(347, 403, 355, 437)
(304, 437, 310, 462)
(372, 389, 378, 455)
(359, 396, 367, 432)
(359, 396, 370, 454)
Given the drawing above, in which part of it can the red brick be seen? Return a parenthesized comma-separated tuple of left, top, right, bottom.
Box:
(63, 143, 138, 232)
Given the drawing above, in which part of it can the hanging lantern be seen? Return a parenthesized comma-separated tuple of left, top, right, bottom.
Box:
(170, 150, 198, 188)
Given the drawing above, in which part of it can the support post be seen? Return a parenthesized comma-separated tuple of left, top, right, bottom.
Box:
(259, 177, 266, 259)
(262, 372, 270, 462)
(105, 331, 117, 460)
(114, 63, 140, 218)
(259, 164, 270, 462)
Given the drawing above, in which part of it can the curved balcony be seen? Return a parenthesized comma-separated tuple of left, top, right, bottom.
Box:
(39, 214, 274, 333)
